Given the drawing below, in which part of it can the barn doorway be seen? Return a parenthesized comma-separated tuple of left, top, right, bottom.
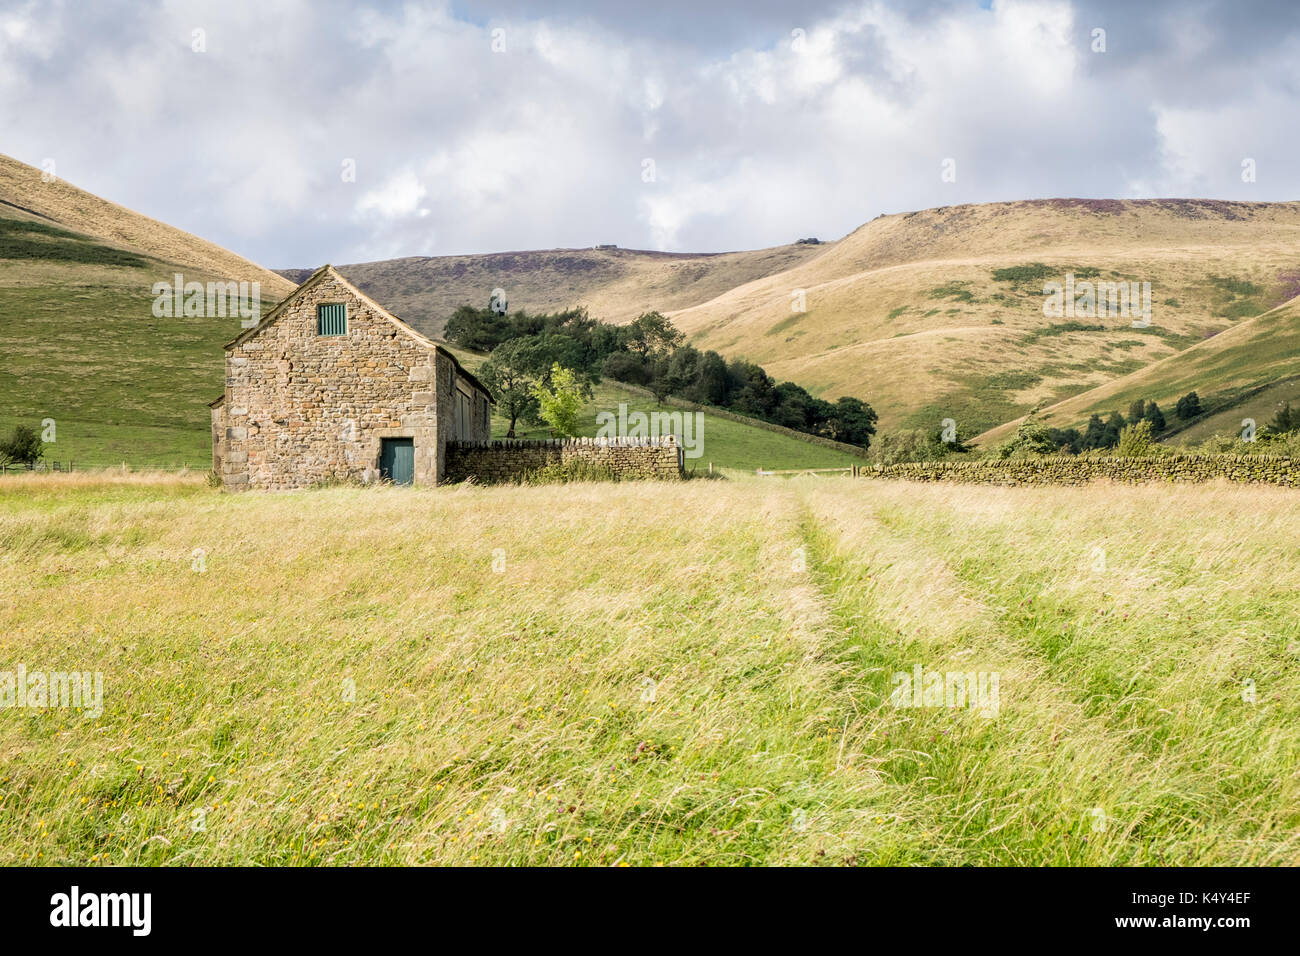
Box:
(379, 438, 415, 486)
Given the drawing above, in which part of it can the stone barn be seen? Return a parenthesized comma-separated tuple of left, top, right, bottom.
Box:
(210, 264, 493, 490)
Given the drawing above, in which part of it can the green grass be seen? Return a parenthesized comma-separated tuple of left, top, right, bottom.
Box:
(1164, 377, 1300, 445)
(0, 233, 252, 467)
(904, 369, 1048, 436)
(991, 262, 1055, 283)
(438, 346, 866, 474)
(495, 381, 863, 474)
(0, 218, 152, 269)
(926, 281, 975, 303)
(1204, 275, 1267, 321)
(991, 263, 1101, 283)
(1018, 321, 1107, 345)
(2, 473, 1296, 865)
(984, 298, 1300, 446)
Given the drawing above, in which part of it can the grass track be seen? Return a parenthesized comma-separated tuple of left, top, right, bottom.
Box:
(1, 473, 1296, 865)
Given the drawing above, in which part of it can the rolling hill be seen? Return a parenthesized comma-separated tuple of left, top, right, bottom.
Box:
(6, 145, 1300, 462)
(0, 153, 294, 298)
(0, 153, 294, 466)
(324, 199, 1300, 439)
(667, 199, 1300, 435)
(976, 294, 1300, 446)
(286, 241, 828, 340)
(0, 155, 846, 471)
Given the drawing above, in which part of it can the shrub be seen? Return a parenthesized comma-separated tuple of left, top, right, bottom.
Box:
(533, 364, 585, 437)
(996, 420, 1057, 459)
(871, 429, 949, 465)
(1267, 401, 1300, 436)
(521, 460, 620, 484)
(926, 281, 975, 302)
(1175, 391, 1202, 420)
(1116, 419, 1156, 457)
(991, 263, 1055, 283)
(1189, 433, 1251, 455)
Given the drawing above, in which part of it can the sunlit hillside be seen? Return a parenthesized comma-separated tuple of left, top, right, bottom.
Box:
(978, 295, 1300, 446)
(0, 153, 294, 299)
(668, 199, 1300, 433)
(0, 153, 293, 466)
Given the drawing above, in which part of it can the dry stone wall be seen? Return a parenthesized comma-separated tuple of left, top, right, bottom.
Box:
(859, 454, 1300, 487)
(445, 437, 684, 483)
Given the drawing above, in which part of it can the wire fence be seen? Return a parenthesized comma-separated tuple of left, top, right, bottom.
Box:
(754, 465, 861, 477)
(0, 461, 199, 475)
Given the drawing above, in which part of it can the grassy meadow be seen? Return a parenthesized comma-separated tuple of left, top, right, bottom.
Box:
(2, 472, 1296, 866)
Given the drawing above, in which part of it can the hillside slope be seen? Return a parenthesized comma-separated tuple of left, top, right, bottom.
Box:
(977, 294, 1300, 446)
(446, 345, 863, 472)
(668, 199, 1300, 433)
(287, 242, 828, 339)
(0, 155, 295, 466)
(0, 164, 843, 470)
(0, 153, 294, 298)
(304, 199, 1300, 438)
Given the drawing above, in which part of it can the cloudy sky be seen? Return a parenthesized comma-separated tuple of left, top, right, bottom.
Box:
(2, 0, 1298, 267)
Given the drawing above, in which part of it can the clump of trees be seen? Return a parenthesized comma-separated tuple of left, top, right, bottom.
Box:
(1175, 391, 1202, 420)
(0, 424, 44, 465)
(447, 301, 878, 449)
(870, 423, 974, 464)
(1041, 393, 1200, 454)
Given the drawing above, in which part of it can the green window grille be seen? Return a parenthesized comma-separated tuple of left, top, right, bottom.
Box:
(317, 303, 347, 336)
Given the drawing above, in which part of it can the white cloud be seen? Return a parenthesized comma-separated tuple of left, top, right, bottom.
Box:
(357, 169, 428, 219)
(2, 0, 1298, 267)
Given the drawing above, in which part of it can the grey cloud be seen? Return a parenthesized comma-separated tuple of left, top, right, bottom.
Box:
(0, 0, 1295, 269)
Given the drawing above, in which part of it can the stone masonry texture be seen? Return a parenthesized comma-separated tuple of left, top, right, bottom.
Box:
(212, 267, 491, 490)
(858, 455, 1300, 487)
(445, 437, 684, 483)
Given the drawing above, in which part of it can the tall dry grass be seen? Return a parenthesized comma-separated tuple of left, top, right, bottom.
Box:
(1, 474, 1296, 865)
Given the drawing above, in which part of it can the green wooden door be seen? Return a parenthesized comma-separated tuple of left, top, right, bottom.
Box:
(380, 438, 415, 485)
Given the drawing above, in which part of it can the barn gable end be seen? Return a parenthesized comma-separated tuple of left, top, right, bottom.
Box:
(210, 265, 492, 490)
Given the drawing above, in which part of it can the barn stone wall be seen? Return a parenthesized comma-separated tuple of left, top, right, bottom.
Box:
(858, 454, 1300, 487)
(217, 271, 489, 491)
(211, 401, 227, 476)
(445, 437, 684, 483)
